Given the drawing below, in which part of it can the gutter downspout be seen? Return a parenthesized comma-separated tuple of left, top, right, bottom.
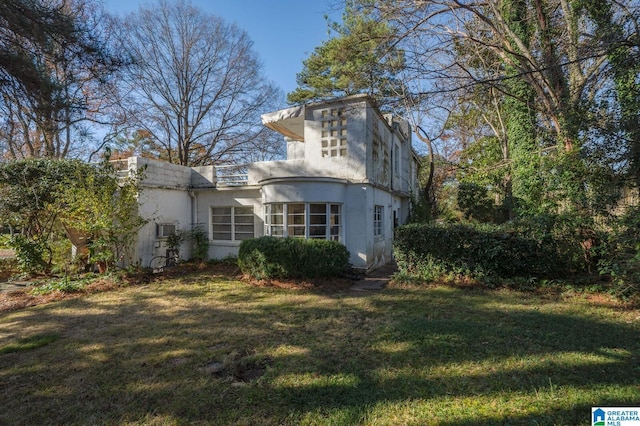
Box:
(188, 189, 197, 226)
(188, 189, 197, 259)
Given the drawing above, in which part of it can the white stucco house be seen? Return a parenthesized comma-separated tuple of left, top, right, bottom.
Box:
(119, 94, 420, 272)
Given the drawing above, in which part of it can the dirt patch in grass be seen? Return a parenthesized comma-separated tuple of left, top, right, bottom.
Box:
(246, 275, 356, 293)
(200, 350, 274, 384)
(0, 261, 358, 313)
(0, 290, 73, 312)
(0, 262, 236, 313)
(0, 277, 123, 313)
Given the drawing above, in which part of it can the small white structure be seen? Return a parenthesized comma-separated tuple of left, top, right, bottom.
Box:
(123, 94, 420, 272)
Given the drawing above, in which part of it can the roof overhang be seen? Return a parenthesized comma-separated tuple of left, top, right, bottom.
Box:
(261, 104, 305, 141)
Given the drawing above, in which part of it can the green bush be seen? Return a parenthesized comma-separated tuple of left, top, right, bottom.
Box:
(8, 234, 47, 274)
(0, 233, 11, 249)
(164, 227, 209, 263)
(189, 226, 209, 262)
(501, 214, 591, 273)
(394, 222, 576, 281)
(30, 276, 94, 295)
(596, 206, 640, 299)
(238, 237, 350, 280)
(457, 182, 498, 222)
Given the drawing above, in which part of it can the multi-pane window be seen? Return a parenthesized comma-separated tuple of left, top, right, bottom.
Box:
(374, 205, 384, 237)
(320, 108, 347, 158)
(329, 204, 340, 241)
(211, 206, 255, 241)
(233, 207, 255, 240)
(212, 207, 232, 240)
(265, 204, 284, 237)
(309, 203, 327, 239)
(265, 203, 342, 241)
(287, 203, 306, 237)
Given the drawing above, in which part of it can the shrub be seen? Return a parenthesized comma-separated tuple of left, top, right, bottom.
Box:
(0, 158, 146, 275)
(501, 214, 591, 273)
(238, 237, 350, 280)
(8, 234, 47, 274)
(30, 277, 89, 295)
(189, 226, 209, 262)
(394, 222, 575, 281)
(0, 233, 11, 249)
(164, 227, 210, 263)
(596, 206, 640, 299)
(457, 182, 497, 222)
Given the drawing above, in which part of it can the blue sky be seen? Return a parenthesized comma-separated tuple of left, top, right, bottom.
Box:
(103, 0, 343, 96)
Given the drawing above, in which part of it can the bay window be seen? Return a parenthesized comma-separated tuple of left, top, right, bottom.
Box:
(265, 203, 342, 241)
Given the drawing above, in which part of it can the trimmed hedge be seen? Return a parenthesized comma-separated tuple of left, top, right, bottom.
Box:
(238, 237, 350, 280)
(394, 222, 575, 281)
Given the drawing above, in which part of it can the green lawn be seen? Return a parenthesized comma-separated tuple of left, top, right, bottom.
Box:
(1, 269, 638, 425)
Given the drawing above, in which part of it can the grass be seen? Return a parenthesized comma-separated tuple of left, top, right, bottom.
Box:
(0, 266, 639, 425)
(0, 333, 58, 354)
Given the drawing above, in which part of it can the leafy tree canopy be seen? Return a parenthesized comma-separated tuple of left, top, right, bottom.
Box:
(287, 0, 405, 106)
(0, 158, 145, 272)
(0, 0, 77, 99)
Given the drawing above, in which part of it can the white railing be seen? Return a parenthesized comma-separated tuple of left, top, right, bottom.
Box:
(215, 164, 249, 187)
(108, 158, 251, 187)
(106, 159, 131, 180)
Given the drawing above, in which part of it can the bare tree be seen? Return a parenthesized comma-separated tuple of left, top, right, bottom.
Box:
(365, 0, 639, 152)
(114, 0, 283, 167)
(350, 0, 640, 218)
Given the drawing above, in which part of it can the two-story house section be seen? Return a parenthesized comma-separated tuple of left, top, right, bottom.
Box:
(122, 94, 420, 272)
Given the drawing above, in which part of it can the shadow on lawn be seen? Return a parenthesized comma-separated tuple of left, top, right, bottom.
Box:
(257, 289, 639, 424)
(0, 280, 638, 425)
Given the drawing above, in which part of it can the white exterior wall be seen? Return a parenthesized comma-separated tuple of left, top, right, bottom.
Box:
(286, 138, 305, 160)
(128, 94, 419, 272)
(130, 157, 193, 189)
(194, 187, 262, 260)
(249, 97, 371, 185)
(135, 188, 193, 269)
(370, 186, 395, 268)
(261, 178, 348, 203)
(128, 157, 195, 268)
(303, 99, 369, 181)
(343, 185, 368, 269)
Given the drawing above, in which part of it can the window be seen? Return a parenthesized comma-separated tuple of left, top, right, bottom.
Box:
(265, 204, 284, 237)
(287, 203, 305, 237)
(309, 203, 327, 239)
(374, 205, 384, 237)
(233, 207, 255, 240)
(156, 223, 177, 238)
(329, 204, 341, 241)
(265, 203, 342, 241)
(211, 206, 254, 241)
(320, 108, 347, 158)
